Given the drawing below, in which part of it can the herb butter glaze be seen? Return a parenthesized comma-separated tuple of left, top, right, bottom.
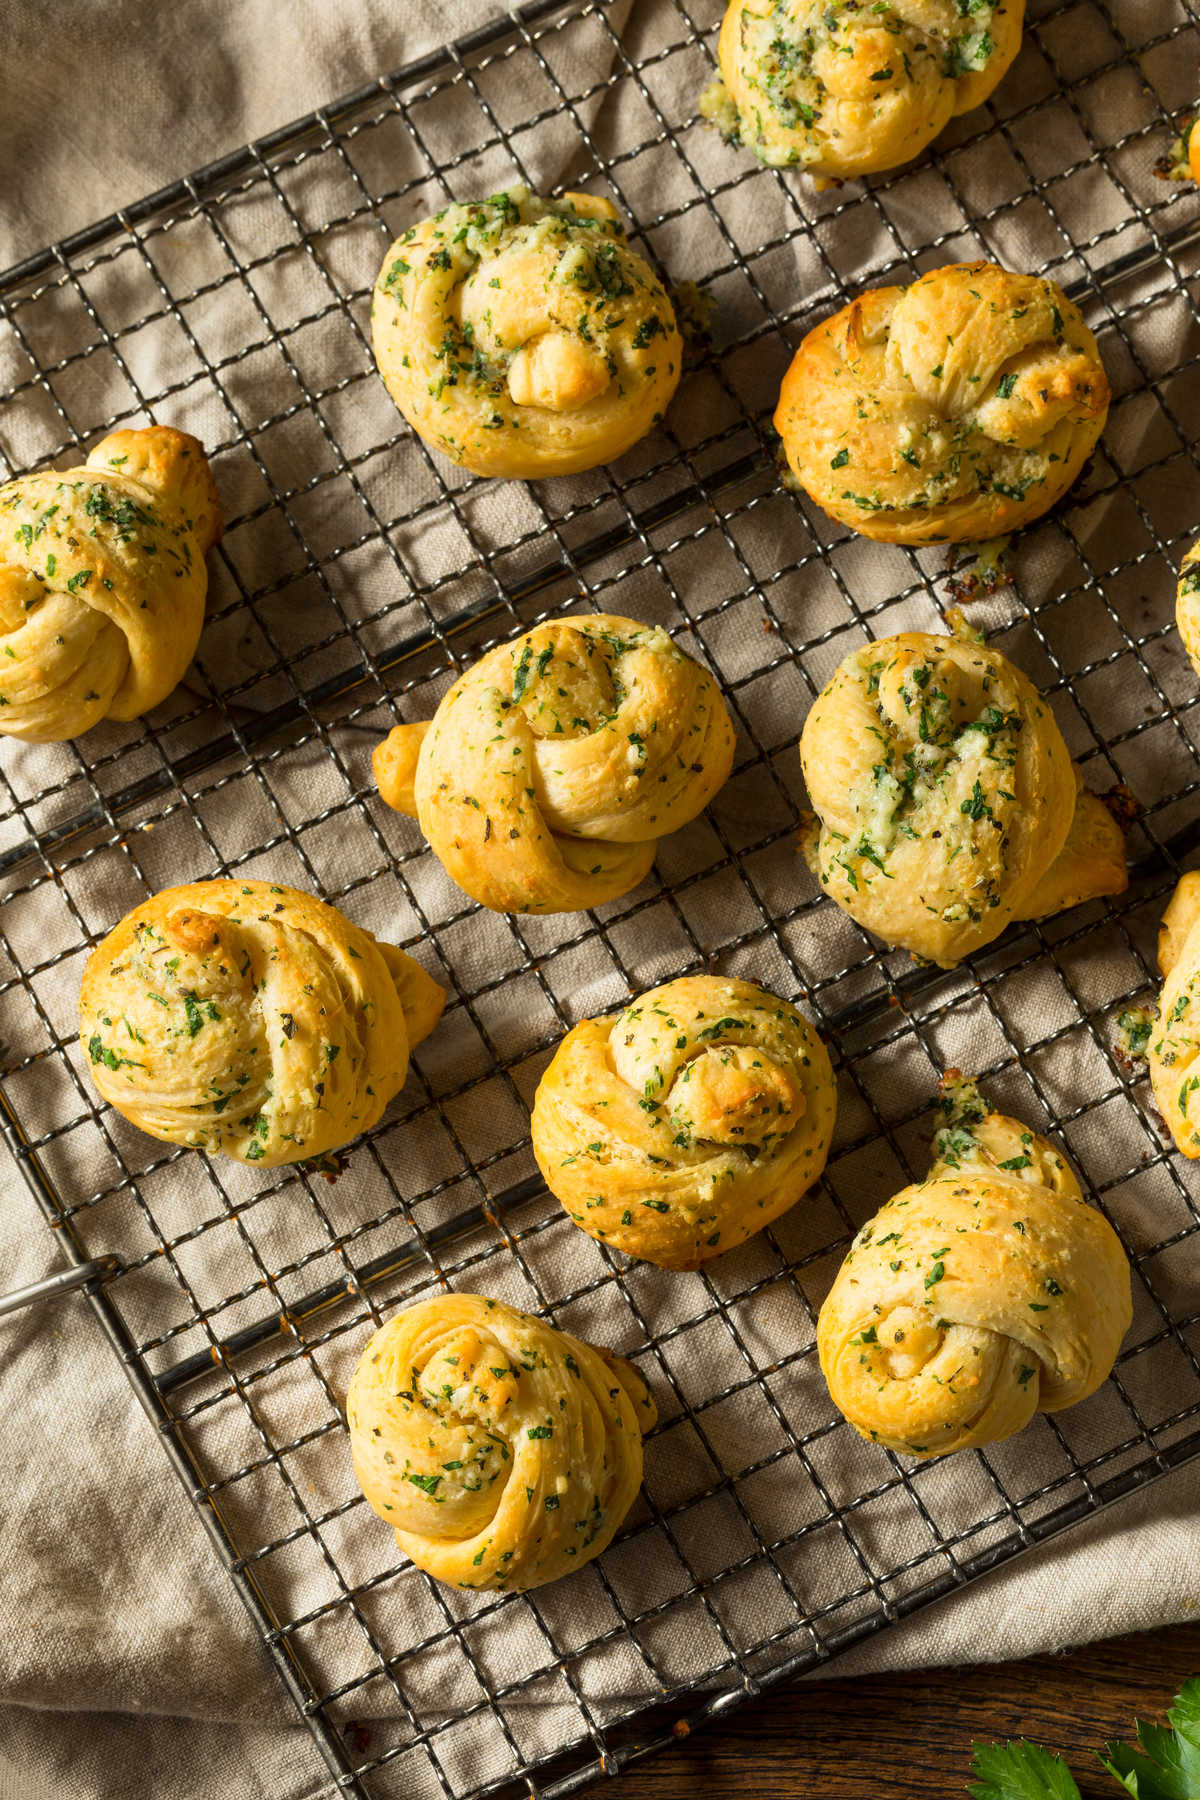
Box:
(0, 426, 220, 741)
(373, 613, 735, 915)
(799, 631, 1127, 967)
(775, 261, 1108, 544)
(79, 880, 444, 1166)
(706, 0, 1024, 182)
(371, 187, 682, 479)
(347, 1293, 655, 1592)
(532, 974, 836, 1269)
(817, 1076, 1131, 1458)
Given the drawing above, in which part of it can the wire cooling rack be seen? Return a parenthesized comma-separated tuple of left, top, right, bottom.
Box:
(2, 0, 1200, 1794)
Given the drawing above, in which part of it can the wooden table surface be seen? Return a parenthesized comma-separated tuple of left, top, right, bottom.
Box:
(599, 1620, 1200, 1798)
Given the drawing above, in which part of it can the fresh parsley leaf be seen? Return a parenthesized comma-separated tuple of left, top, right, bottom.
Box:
(968, 1738, 1083, 1800)
(967, 1678, 1200, 1800)
(1100, 1676, 1200, 1799)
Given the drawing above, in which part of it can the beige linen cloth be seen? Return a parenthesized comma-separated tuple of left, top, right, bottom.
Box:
(1, 3, 1199, 1799)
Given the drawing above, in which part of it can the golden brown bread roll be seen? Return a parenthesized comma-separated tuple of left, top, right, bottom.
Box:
(371, 187, 682, 479)
(1176, 538, 1200, 677)
(1147, 872, 1200, 1158)
(346, 1292, 655, 1592)
(79, 880, 444, 1166)
(799, 631, 1127, 966)
(818, 1076, 1131, 1458)
(373, 613, 735, 915)
(0, 426, 221, 740)
(775, 262, 1108, 544)
(706, 0, 1024, 183)
(531, 974, 836, 1268)
(1157, 109, 1200, 185)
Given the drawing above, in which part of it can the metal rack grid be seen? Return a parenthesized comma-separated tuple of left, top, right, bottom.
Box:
(1, 0, 1199, 1794)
